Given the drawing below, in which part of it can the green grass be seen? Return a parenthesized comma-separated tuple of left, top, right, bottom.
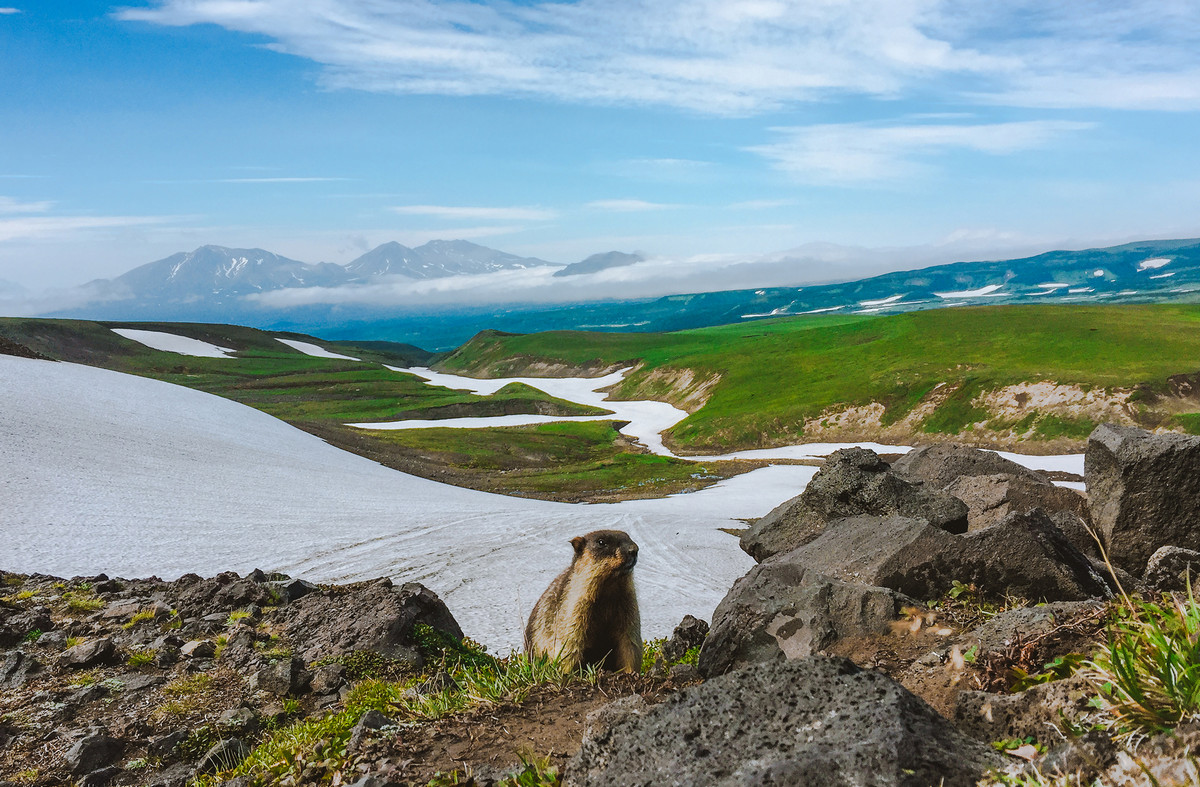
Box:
(1174, 412, 1200, 435)
(367, 420, 715, 498)
(440, 305, 1200, 451)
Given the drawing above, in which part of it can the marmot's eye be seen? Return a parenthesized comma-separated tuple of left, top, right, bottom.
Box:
(596, 538, 606, 547)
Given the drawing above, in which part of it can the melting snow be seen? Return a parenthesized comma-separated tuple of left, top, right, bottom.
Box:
(276, 338, 360, 360)
(111, 329, 235, 358)
(1150, 272, 1176, 279)
(933, 284, 1003, 299)
(1036, 283, 1069, 289)
(1068, 288, 1093, 294)
(1094, 270, 1105, 277)
(1138, 258, 1171, 270)
(800, 305, 845, 314)
(859, 294, 904, 307)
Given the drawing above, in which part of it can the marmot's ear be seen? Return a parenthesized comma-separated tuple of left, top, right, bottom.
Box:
(571, 536, 586, 554)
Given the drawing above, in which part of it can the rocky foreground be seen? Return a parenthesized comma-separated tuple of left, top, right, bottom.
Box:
(4, 424, 1200, 786)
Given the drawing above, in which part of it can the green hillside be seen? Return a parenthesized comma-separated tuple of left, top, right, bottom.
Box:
(439, 305, 1200, 453)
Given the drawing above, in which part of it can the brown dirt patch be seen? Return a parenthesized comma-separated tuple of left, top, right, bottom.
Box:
(366, 675, 674, 783)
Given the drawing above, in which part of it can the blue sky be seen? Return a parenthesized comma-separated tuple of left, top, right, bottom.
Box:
(2, 0, 1200, 292)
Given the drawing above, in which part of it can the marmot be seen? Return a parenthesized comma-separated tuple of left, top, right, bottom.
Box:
(524, 529, 642, 673)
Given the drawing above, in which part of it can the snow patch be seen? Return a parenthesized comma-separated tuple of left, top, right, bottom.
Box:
(276, 338, 359, 360)
(112, 329, 235, 358)
(1150, 272, 1176, 279)
(859, 294, 903, 307)
(933, 284, 1003, 298)
(1138, 257, 1171, 270)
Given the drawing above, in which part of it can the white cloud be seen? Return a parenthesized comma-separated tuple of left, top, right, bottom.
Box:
(114, 0, 1200, 113)
(217, 177, 350, 183)
(749, 120, 1094, 183)
(0, 8, 20, 14)
(390, 205, 557, 221)
(0, 196, 53, 214)
(0, 215, 173, 243)
(587, 199, 679, 212)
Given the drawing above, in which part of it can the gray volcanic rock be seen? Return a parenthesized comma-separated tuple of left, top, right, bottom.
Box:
(699, 560, 914, 677)
(661, 615, 708, 664)
(772, 511, 1111, 603)
(740, 448, 968, 562)
(1086, 424, 1200, 573)
(66, 732, 123, 777)
(567, 656, 1002, 787)
(955, 675, 1095, 742)
(278, 579, 461, 666)
(59, 638, 117, 669)
(1143, 546, 1200, 594)
(891, 443, 1042, 488)
(945, 472, 1089, 533)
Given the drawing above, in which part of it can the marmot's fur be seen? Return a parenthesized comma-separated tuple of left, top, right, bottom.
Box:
(524, 529, 641, 672)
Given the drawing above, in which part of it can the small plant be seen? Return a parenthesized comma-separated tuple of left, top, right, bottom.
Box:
(163, 673, 212, 697)
(213, 634, 229, 660)
(12, 769, 39, 784)
(2, 574, 23, 586)
(123, 608, 157, 629)
(165, 615, 183, 630)
(62, 590, 104, 614)
(125, 758, 148, 770)
(226, 610, 251, 626)
(65, 636, 84, 648)
(70, 669, 100, 687)
(1085, 589, 1200, 735)
(127, 650, 154, 668)
(282, 697, 301, 715)
(15, 589, 35, 600)
(22, 628, 42, 643)
(1010, 653, 1086, 692)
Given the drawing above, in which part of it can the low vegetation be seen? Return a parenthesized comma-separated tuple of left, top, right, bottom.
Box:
(440, 304, 1200, 452)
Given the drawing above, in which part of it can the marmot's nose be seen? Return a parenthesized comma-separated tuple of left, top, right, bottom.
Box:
(624, 546, 638, 567)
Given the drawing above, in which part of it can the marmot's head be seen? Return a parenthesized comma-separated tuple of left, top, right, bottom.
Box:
(571, 529, 638, 576)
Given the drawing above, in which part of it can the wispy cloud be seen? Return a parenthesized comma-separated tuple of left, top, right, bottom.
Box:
(216, 177, 351, 184)
(0, 196, 54, 214)
(0, 215, 173, 243)
(587, 199, 679, 212)
(114, 0, 1200, 113)
(749, 120, 1094, 183)
(728, 199, 796, 210)
(0, 8, 20, 14)
(390, 205, 557, 221)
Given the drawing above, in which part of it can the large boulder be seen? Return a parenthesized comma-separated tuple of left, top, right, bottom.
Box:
(568, 656, 1002, 787)
(278, 579, 462, 666)
(773, 511, 1112, 603)
(944, 472, 1089, 533)
(699, 560, 913, 677)
(740, 448, 968, 562)
(891, 443, 1043, 488)
(1085, 424, 1200, 574)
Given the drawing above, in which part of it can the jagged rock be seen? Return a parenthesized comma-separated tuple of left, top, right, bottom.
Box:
(78, 767, 122, 787)
(955, 675, 1095, 741)
(65, 732, 123, 777)
(0, 606, 54, 647)
(582, 694, 647, 741)
(568, 656, 1002, 786)
(945, 472, 1089, 533)
(59, 637, 117, 668)
(310, 663, 347, 694)
(740, 448, 969, 562)
(218, 706, 260, 734)
(348, 709, 395, 751)
(661, 615, 708, 663)
(1, 651, 41, 688)
(148, 729, 188, 758)
(773, 511, 1112, 603)
(1028, 730, 1118, 782)
(698, 558, 914, 677)
(266, 578, 318, 602)
(197, 738, 252, 774)
(1143, 545, 1200, 594)
(145, 760, 196, 787)
(180, 639, 217, 659)
(1085, 424, 1200, 574)
(279, 579, 462, 666)
(891, 443, 1044, 488)
(668, 663, 700, 683)
(249, 657, 310, 696)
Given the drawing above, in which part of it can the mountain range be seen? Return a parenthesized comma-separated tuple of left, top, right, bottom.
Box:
(40, 236, 1200, 349)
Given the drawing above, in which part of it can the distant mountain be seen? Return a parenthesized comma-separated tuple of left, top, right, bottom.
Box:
(553, 251, 644, 277)
(97, 245, 351, 302)
(346, 240, 559, 279)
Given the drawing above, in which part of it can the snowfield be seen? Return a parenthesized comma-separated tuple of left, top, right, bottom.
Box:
(111, 328, 235, 358)
(0, 356, 773, 651)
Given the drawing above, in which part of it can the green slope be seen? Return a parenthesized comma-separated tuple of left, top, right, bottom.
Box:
(439, 305, 1200, 452)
